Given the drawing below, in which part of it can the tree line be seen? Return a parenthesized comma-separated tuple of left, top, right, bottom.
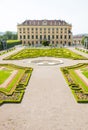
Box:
(0, 31, 17, 40)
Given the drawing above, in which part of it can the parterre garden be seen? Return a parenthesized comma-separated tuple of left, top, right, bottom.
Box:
(1, 47, 88, 104)
(4, 48, 87, 60)
(61, 63, 88, 103)
(0, 64, 33, 105)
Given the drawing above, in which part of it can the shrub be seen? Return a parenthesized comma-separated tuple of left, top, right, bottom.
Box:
(0, 64, 33, 105)
(61, 63, 88, 103)
(0, 40, 22, 50)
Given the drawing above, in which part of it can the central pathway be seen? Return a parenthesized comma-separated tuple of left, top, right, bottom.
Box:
(0, 66, 88, 130)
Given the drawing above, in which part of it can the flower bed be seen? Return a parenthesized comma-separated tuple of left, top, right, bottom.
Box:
(3, 48, 87, 60)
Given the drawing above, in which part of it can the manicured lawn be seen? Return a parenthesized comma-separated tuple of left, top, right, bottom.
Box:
(70, 69, 88, 92)
(0, 69, 12, 84)
(4, 48, 87, 60)
(4, 69, 24, 94)
(82, 71, 88, 78)
(0, 64, 33, 105)
(61, 63, 88, 103)
(82, 68, 88, 78)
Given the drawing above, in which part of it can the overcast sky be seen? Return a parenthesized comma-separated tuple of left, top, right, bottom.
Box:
(0, 0, 88, 34)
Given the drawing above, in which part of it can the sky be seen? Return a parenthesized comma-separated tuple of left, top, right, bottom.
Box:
(0, 0, 88, 35)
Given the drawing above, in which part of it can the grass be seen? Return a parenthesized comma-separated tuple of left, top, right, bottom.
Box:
(0, 64, 33, 105)
(0, 67, 24, 95)
(4, 48, 87, 60)
(61, 63, 88, 103)
(82, 71, 88, 78)
(81, 67, 88, 78)
(70, 69, 88, 92)
(7, 40, 21, 44)
(0, 69, 13, 84)
(4, 69, 25, 94)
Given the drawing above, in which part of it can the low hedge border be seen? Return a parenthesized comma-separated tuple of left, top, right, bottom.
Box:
(3, 48, 87, 60)
(0, 91, 25, 106)
(61, 63, 88, 103)
(0, 64, 33, 105)
(75, 47, 88, 54)
(0, 47, 15, 56)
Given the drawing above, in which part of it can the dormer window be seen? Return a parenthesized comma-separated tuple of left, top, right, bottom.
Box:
(38, 21, 40, 25)
(50, 21, 52, 25)
(54, 21, 56, 25)
(58, 22, 61, 25)
(34, 21, 35, 25)
(43, 20, 47, 25)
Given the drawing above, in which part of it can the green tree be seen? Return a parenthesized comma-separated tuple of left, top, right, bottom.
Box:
(42, 40, 50, 46)
(2, 31, 17, 40)
(4, 31, 13, 39)
(81, 37, 85, 45)
(11, 33, 17, 39)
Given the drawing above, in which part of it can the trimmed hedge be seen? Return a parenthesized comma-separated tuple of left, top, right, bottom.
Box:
(0, 91, 25, 106)
(0, 47, 15, 56)
(3, 48, 87, 60)
(0, 40, 22, 50)
(75, 47, 88, 54)
(61, 63, 88, 103)
(7, 40, 22, 48)
(0, 64, 33, 105)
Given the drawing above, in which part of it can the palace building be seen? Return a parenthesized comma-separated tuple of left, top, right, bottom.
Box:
(17, 19, 72, 46)
(73, 34, 84, 45)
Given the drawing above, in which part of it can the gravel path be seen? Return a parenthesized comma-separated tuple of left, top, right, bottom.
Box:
(0, 47, 88, 130)
(0, 46, 24, 61)
(68, 47, 88, 58)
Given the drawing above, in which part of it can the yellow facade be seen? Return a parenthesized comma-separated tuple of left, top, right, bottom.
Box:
(73, 35, 84, 45)
(17, 20, 72, 46)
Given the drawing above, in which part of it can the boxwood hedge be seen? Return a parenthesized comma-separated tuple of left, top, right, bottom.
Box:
(61, 63, 88, 103)
(0, 64, 33, 105)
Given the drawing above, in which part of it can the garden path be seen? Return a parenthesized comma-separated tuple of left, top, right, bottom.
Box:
(0, 46, 24, 61)
(68, 47, 88, 58)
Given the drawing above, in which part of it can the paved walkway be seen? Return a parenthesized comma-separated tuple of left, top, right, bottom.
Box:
(0, 46, 24, 61)
(68, 47, 88, 58)
(0, 47, 88, 130)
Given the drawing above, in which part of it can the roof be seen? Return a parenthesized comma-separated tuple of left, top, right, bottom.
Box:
(73, 34, 88, 39)
(73, 35, 85, 39)
(18, 19, 71, 26)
